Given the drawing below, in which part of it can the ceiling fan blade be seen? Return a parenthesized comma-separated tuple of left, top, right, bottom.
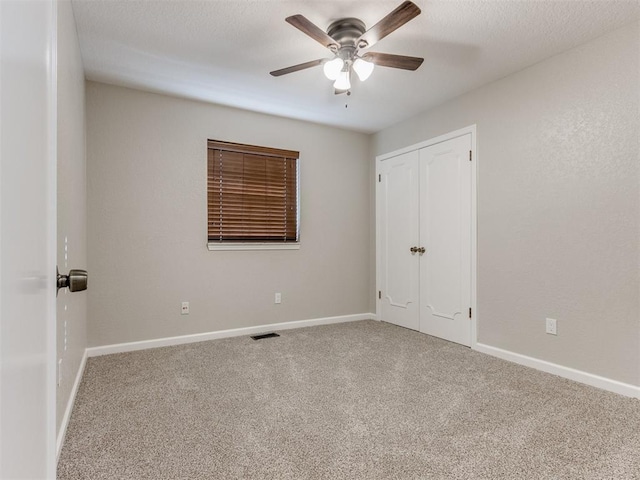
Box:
(286, 15, 338, 50)
(357, 1, 421, 48)
(270, 59, 325, 77)
(362, 52, 424, 70)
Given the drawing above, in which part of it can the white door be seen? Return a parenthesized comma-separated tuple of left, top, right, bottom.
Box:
(1, 0, 57, 477)
(378, 150, 420, 331)
(419, 134, 472, 346)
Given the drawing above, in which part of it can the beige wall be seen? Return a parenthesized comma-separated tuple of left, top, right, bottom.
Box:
(86, 83, 372, 347)
(56, 0, 87, 435)
(374, 22, 640, 385)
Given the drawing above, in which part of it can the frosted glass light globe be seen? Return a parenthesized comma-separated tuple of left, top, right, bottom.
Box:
(353, 58, 374, 81)
(333, 70, 351, 90)
(323, 58, 344, 81)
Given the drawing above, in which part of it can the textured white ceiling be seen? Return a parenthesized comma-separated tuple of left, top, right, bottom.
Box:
(71, 0, 639, 133)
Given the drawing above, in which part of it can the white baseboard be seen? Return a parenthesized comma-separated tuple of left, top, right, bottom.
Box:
(56, 348, 88, 461)
(87, 313, 375, 357)
(474, 342, 640, 399)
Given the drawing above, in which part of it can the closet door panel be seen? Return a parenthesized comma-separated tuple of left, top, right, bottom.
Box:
(419, 134, 472, 346)
(379, 151, 420, 331)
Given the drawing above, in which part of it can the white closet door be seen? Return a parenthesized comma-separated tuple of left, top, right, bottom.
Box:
(379, 150, 420, 331)
(419, 134, 472, 346)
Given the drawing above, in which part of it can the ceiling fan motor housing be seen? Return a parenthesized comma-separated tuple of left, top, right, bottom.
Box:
(327, 17, 368, 59)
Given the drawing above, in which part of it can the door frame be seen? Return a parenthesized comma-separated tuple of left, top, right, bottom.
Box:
(375, 124, 478, 348)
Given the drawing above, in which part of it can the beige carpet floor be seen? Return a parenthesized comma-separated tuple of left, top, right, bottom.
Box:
(57, 320, 640, 479)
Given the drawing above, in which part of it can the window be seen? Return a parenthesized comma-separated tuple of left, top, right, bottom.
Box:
(207, 140, 299, 250)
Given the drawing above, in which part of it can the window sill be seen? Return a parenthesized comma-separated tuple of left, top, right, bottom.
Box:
(207, 242, 300, 251)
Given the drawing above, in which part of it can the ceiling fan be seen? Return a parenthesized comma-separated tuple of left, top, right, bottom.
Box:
(270, 1, 424, 94)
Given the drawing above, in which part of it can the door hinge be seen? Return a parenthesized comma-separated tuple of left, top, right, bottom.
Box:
(469, 150, 472, 161)
(378, 174, 381, 182)
(378, 290, 381, 299)
(469, 307, 472, 318)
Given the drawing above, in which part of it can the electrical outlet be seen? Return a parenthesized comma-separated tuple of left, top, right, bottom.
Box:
(181, 302, 189, 315)
(274, 292, 282, 304)
(546, 318, 557, 335)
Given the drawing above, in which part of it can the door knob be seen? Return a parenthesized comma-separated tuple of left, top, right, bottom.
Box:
(410, 246, 418, 253)
(57, 266, 88, 295)
(418, 247, 426, 254)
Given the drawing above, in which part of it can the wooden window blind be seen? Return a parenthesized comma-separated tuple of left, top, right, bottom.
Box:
(207, 140, 299, 243)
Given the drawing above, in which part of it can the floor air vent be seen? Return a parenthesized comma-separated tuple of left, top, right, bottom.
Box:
(251, 332, 280, 341)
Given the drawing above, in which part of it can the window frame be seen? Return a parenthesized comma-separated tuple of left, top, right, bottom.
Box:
(206, 140, 300, 251)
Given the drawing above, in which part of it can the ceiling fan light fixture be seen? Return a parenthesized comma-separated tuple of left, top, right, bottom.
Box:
(333, 70, 351, 90)
(323, 57, 344, 80)
(271, 2, 424, 93)
(353, 57, 374, 81)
